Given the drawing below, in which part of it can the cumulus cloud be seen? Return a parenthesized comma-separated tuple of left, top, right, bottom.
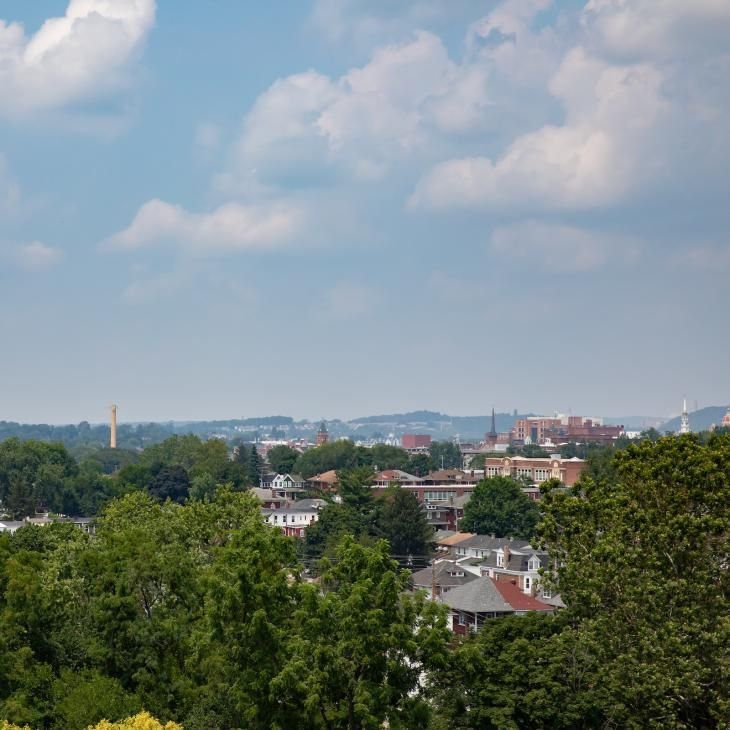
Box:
(102, 198, 307, 253)
(221, 31, 493, 192)
(0, 0, 156, 120)
(410, 46, 667, 211)
(411, 0, 730, 214)
(8, 241, 63, 271)
(490, 221, 639, 272)
(582, 0, 730, 59)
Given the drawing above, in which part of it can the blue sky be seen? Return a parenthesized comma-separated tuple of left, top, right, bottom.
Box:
(1, 0, 728, 424)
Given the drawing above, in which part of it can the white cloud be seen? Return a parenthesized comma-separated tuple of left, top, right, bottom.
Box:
(9, 241, 63, 271)
(489, 221, 639, 272)
(222, 31, 492, 191)
(102, 198, 307, 253)
(410, 46, 667, 211)
(582, 0, 730, 59)
(0, 0, 156, 120)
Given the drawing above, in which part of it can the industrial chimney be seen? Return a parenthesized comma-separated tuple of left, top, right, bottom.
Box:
(110, 404, 118, 449)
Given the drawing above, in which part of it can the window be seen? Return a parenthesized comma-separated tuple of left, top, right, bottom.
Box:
(542, 588, 553, 599)
(424, 490, 456, 501)
(497, 553, 504, 567)
(458, 613, 466, 626)
(528, 558, 540, 571)
(525, 577, 531, 590)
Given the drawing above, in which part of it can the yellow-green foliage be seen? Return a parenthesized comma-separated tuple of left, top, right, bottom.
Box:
(89, 713, 183, 729)
(1, 712, 183, 730)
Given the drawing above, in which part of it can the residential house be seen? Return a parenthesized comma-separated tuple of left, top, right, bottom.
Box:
(307, 470, 339, 493)
(410, 559, 478, 599)
(442, 576, 554, 634)
(434, 531, 474, 554)
(261, 505, 320, 537)
(424, 493, 471, 531)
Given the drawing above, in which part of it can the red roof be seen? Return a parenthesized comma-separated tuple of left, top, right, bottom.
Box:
(492, 578, 554, 612)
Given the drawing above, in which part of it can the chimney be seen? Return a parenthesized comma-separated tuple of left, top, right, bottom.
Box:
(110, 404, 118, 449)
(503, 543, 510, 567)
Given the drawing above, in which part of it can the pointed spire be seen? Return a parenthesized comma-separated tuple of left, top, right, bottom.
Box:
(490, 407, 497, 437)
(680, 396, 690, 434)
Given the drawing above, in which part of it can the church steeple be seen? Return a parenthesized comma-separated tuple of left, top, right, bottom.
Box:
(679, 397, 690, 434)
(316, 420, 329, 446)
(489, 407, 497, 438)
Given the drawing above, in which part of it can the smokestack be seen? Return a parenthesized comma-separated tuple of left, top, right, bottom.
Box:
(110, 404, 118, 449)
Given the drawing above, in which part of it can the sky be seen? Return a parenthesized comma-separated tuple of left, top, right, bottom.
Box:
(0, 0, 728, 424)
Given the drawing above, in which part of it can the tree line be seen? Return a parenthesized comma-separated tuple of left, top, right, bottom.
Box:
(0, 434, 726, 728)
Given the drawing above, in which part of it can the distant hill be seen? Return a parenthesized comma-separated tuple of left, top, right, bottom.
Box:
(346, 411, 527, 439)
(661, 405, 730, 433)
(603, 416, 667, 429)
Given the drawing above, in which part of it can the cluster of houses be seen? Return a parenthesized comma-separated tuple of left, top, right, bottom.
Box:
(419, 531, 562, 633)
(252, 468, 566, 633)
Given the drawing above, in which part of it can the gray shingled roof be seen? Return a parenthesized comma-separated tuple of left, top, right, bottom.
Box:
(440, 577, 514, 613)
(410, 561, 478, 590)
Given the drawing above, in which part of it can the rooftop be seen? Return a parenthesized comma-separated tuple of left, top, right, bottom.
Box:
(440, 577, 513, 613)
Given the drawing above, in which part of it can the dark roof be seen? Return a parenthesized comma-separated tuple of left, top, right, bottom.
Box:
(411, 561, 479, 591)
(440, 577, 514, 613)
(455, 535, 530, 552)
(424, 469, 477, 482)
(295, 498, 328, 510)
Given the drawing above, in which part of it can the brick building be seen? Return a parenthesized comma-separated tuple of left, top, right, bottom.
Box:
(512, 415, 623, 446)
(484, 456, 585, 486)
(401, 434, 432, 450)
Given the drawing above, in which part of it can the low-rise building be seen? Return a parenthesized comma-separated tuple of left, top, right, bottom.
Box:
(261, 505, 320, 537)
(442, 576, 554, 634)
(483, 455, 585, 486)
(410, 559, 478, 599)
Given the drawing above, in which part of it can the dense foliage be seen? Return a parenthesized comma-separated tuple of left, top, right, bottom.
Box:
(0, 489, 449, 729)
(0, 436, 252, 519)
(460, 476, 541, 539)
(0, 433, 727, 729)
(433, 433, 730, 729)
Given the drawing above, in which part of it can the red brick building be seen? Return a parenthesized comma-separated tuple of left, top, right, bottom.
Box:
(512, 415, 623, 446)
(401, 434, 432, 450)
(316, 421, 329, 446)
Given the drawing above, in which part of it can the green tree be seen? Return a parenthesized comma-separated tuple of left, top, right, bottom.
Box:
(149, 465, 190, 503)
(405, 453, 436, 477)
(429, 441, 462, 470)
(460, 476, 540, 539)
(376, 486, 433, 558)
(0, 438, 78, 517)
(293, 440, 364, 479)
(247, 445, 263, 485)
(267, 445, 299, 474)
(370, 444, 410, 471)
(537, 433, 730, 727)
(272, 538, 450, 730)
